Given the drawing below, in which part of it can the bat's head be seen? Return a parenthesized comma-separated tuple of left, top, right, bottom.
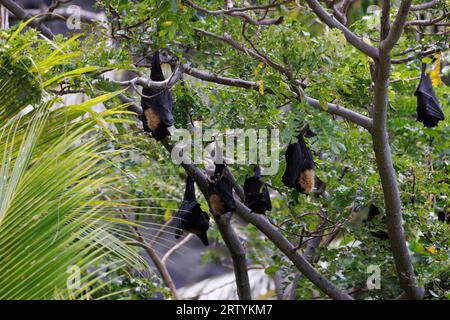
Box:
(212, 163, 226, 180)
(151, 49, 177, 81)
(253, 166, 262, 178)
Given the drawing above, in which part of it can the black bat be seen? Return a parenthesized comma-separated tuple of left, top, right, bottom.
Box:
(174, 177, 210, 246)
(141, 49, 175, 140)
(415, 63, 445, 128)
(282, 134, 315, 194)
(208, 164, 236, 216)
(244, 166, 272, 214)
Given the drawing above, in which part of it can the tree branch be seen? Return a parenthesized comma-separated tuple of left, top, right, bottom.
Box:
(283, 217, 326, 300)
(294, 85, 373, 131)
(184, 0, 284, 25)
(0, 0, 54, 39)
(410, 0, 439, 11)
(159, 139, 352, 300)
(194, 27, 289, 74)
(305, 0, 379, 59)
(160, 140, 251, 300)
(132, 226, 180, 299)
(381, 0, 413, 52)
(369, 1, 425, 300)
(213, 213, 252, 300)
(191, 28, 372, 131)
(161, 233, 193, 264)
(405, 11, 449, 26)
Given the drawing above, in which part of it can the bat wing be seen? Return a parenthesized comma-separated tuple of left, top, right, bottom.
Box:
(297, 134, 315, 169)
(282, 142, 302, 188)
(262, 184, 272, 211)
(174, 200, 193, 236)
(214, 178, 236, 211)
(415, 64, 445, 126)
(141, 88, 175, 126)
(244, 176, 272, 212)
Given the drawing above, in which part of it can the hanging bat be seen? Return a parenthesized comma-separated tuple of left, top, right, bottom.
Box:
(174, 177, 210, 246)
(415, 63, 445, 128)
(208, 164, 236, 216)
(141, 49, 176, 140)
(282, 134, 315, 194)
(243, 166, 272, 214)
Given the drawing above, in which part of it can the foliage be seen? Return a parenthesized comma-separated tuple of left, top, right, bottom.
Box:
(0, 25, 167, 299)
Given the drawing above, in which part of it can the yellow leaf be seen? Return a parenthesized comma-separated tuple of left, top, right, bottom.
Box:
(430, 55, 442, 87)
(258, 80, 265, 95)
(319, 99, 329, 111)
(162, 21, 173, 27)
(253, 62, 264, 76)
(427, 245, 437, 254)
(164, 208, 172, 221)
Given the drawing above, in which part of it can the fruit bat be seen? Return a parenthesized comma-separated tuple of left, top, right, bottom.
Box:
(141, 49, 175, 140)
(415, 63, 445, 128)
(208, 164, 236, 216)
(174, 177, 210, 246)
(282, 134, 315, 194)
(243, 166, 272, 214)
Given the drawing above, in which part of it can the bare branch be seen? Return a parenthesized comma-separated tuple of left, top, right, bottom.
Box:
(112, 63, 183, 89)
(410, 0, 439, 11)
(161, 233, 193, 264)
(132, 226, 180, 300)
(0, 0, 54, 39)
(294, 86, 373, 131)
(183, 64, 274, 93)
(23, 7, 105, 23)
(405, 11, 449, 26)
(381, 0, 413, 52)
(283, 216, 326, 300)
(391, 47, 445, 64)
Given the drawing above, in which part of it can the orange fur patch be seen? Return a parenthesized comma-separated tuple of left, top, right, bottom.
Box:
(298, 169, 315, 193)
(145, 108, 160, 130)
(209, 194, 225, 216)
